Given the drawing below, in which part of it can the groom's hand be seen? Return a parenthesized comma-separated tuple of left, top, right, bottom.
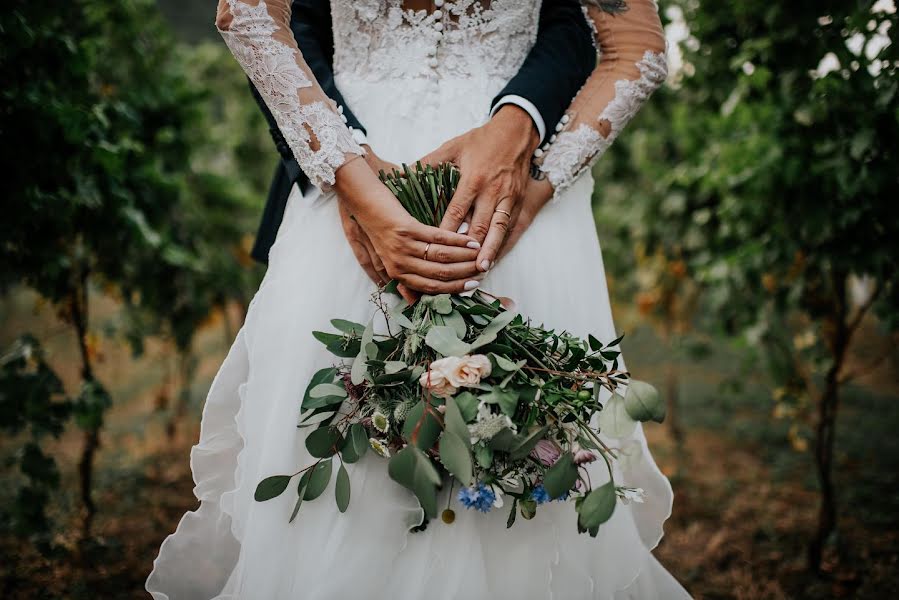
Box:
(420, 105, 540, 272)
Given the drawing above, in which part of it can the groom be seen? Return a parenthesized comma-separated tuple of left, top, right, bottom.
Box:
(250, 0, 596, 278)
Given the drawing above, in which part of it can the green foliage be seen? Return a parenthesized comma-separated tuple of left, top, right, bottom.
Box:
(0, 337, 71, 539)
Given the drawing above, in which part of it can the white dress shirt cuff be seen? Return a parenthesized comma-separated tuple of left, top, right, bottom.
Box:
(490, 95, 546, 142)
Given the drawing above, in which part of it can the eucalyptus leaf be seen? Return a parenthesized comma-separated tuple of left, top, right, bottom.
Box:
(289, 477, 309, 523)
(577, 481, 617, 530)
(389, 302, 415, 329)
(454, 391, 479, 422)
(508, 426, 549, 461)
(470, 310, 517, 349)
(305, 426, 343, 458)
(254, 475, 291, 502)
(387, 446, 441, 518)
(301, 368, 338, 410)
(624, 380, 666, 423)
(439, 431, 473, 485)
(330, 319, 365, 335)
(425, 326, 472, 357)
(443, 310, 468, 339)
(350, 351, 368, 385)
(598, 393, 637, 438)
(384, 360, 407, 374)
(431, 294, 453, 315)
(443, 395, 470, 445)
(480, 388, 519, 417)
(303, 459, 333, 501)
(402, 401, 442, 450)
(309, 383, 347, 399)
(543, 453, 577, 499)
(335, 463, 351, 512)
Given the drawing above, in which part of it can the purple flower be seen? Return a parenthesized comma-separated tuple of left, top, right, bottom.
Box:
(531, 439, 562, 466)
(573, 448, 598, 465)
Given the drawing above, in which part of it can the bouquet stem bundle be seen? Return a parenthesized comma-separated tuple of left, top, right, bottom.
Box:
(379, 162, 459, 226)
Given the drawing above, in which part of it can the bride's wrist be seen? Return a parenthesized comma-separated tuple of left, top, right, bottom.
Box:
(334, 157, 408, 229)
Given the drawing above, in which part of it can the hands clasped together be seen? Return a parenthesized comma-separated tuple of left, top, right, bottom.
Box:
(334, 105, 555, 301)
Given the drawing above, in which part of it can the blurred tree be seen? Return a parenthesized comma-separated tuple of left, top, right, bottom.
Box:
(0, 0, 263, 538)
(599, 0, 898, 570)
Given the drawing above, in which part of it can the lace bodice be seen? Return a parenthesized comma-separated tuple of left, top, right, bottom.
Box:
(331, 1, 540, 83)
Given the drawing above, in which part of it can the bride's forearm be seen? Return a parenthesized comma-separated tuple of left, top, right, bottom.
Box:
(333, 156, 409, 230)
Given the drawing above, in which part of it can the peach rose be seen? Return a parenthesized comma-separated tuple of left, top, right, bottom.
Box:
(419, 359, 459, 398)
(444, 354, 492, 388)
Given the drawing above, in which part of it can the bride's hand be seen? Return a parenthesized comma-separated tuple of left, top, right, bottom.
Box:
(334, 157, 485, 295)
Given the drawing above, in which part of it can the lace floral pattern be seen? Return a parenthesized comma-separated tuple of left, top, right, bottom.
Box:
(218, 0, 363, 189)
(540, 50, 668, 192)
(331, 1, 540, 83)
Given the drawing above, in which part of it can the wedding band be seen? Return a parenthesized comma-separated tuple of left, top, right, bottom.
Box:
(423, 242, 431, 261)
(495, 209, 512, 218)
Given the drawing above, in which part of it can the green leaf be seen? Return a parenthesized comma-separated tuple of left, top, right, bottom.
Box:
(488, 428, 518, 452)
(306, 426, 342, 458)
(312, 332, 360, 358)
(470, 310, 517, 349)
(475, 444, 494, 468)
(350, 352, 367, 385)
(598, 393, 637, 438)
(443, 395, 470, 444)
(588, 334, 601, 351)
(389, 302, 415, 329)
(507, 498, 518, 528)
(349, 422, 369, 458)
(302, 459, 333, 501)
(362, 319, 377, 360)
(254, 475, 291, 502)
(543, 453, 578, 499)
(289, 477, 309, 523)
(508, 426, 549, 461)
(402, 401, 442, 450)
(439, 431, 473, 485)
(519, 498, 537, 520)
(384, 360, 407, 374)
(624, 380, 666, 423)
(309, 383, 347, 399)
(454, 391, 479, 422)
(335, 463, 351, 512)
(443, 310, 468, 339)
(491, 353, 523, 373)
(302, 368, 338, 410)
(480, 388, 519, 417)
(577, 481, 617, 530)
(387, 446, 441, 518)
(330, 319, 365, 335)
(431, 294, 453, 315)
(425, 326, 472, 357)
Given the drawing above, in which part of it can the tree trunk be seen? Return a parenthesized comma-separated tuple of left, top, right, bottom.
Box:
(70, 267, 100, 540)
(166, 347, 195, 439)
(808, 275, 850, 572)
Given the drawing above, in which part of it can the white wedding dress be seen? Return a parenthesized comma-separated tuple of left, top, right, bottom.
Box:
(147, 1, 690, 598)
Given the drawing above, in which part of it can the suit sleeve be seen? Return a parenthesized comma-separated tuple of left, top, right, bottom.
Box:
(490, 0, 597, 144)
(535, 0, 668, 194)
(216, 0, 363, 190)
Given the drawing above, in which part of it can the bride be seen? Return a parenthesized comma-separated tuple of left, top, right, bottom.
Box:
(147, 1, 690, 598)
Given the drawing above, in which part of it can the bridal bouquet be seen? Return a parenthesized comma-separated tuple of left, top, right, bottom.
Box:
(255, 164, 666, 535)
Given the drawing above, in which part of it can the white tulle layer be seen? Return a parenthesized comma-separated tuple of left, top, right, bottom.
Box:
(146, 75, 690, 599)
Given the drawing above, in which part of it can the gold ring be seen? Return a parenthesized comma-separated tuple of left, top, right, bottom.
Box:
(423, 242, 432, 261)
(495, 209, 512, 218)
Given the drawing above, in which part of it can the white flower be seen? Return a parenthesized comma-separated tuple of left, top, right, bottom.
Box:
(490, 484, 505, 508)
(468, 401, 515, 443)
(369, 438, 391, 458)
(371, 410, 389, 434)
(617, 487, 646, 505)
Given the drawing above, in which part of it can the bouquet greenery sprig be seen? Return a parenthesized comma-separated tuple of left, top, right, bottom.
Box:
(254, 164, 666, 535)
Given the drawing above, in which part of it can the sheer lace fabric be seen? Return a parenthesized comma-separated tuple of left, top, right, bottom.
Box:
(537, 0, 668, 193)
(216, 0, 364, 190)
(331, 1, 539, 83)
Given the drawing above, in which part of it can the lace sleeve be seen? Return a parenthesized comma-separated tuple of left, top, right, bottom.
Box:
(216, 0, 364, 190)
(534, 0, 668, 194)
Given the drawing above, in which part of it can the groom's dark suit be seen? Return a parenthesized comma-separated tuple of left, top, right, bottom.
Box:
(250, 0, 596, 264)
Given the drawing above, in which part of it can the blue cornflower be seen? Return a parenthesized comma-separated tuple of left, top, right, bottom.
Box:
(457, 483, 496, 513)
(531, 484, 569, 504)
(531, 484, 551, 505)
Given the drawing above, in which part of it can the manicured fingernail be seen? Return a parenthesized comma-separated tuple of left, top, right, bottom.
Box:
(480, 259, 490, 271)
(490, 261, 496, 269)
(466, 241, 481, 249)
(464, 280, 480, 291)
(457, 222, 470, 234)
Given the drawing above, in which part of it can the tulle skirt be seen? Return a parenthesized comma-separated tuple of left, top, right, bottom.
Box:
(146, 75, 690, 599)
